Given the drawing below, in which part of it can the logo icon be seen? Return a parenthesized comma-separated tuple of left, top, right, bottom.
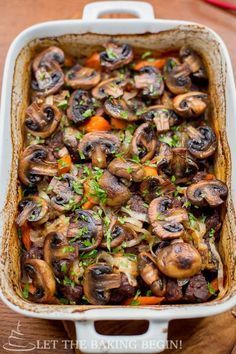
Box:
(3, 321, 36, 352)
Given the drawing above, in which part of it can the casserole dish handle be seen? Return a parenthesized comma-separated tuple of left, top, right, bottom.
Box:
(82, 1, 155, 20)
(75, 316, 169, 353)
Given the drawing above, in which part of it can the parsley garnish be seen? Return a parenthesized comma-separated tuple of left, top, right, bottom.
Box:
(209, 228, 215, 238)
(22, 283, 29, 299)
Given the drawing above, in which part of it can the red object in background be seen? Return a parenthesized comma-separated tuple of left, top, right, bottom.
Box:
(203, 0, 236, 11)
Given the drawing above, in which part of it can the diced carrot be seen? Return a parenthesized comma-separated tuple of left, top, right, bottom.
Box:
(64, 55, 76, 67)
(144, 166, 158, 177)
(210, 279, 219, 292)
(58, 154, 72, 175)
(85, 52, 101, 70)
(205, 174, 215, 180)
(21, 222, 31, 251)
(123, 296, 165, 306)
(83, 181, 99, 204)
(28, 283, 37, 294)
(82, 200, 96, 210)
(81, 116, 111, 133)
(134, 59, 166, 71)
(111, 117, 129, 130)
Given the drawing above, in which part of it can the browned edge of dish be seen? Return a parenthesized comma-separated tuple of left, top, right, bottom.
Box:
(0, 25, 236, 314)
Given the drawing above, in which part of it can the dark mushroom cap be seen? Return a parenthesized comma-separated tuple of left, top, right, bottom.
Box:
(32, 46, 64, 72)
(156, 242, 202, 279)
(67, 89, 94, 125)
(179, 46, 208, 84)
(83, 263, 121, 305)
(187, 125, 217, 159)
(140, 175, 175, 202)
(98, 170, 131, 207)
(108, 157, 145, 182)
(43, 232, 78, 278)
(16, 196, 49, 226)
(130, 122, 156, 163)
(186, 179, 228, 207)
(138, 252, 166, 297)
(104, 98, 138, 121)
(31, 61, 64, 97)
(79, 132, 120, 168)
(67, 210, 103, 251)
(65, 64, 101, 89)
(24, 259, 56, 303)
(100, 42, 133, 71)
(140, 105, 180, 133)
(92, 77, 126, 100)
(162, 147, 199, 178)
(148, 196, 188, 239)
(25, 102, 61, 138)
(19, 145, 58, 185)
(48, 174, 83, 212)
(134, 66, 164, 98)
(173, 91, 208, 118)
(165, 62, 192, 95)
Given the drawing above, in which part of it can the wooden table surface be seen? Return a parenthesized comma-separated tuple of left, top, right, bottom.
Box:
(0, 1, 236, 353)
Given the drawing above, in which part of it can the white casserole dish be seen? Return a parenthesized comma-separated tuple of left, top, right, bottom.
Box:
(0, 2, 236, 353)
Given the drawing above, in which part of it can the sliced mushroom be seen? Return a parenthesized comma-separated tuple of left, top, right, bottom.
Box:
(31, 61, 64, 97)
(24, 259, 56, 303)
(63, 127, 81, 162)
(134, 66, 164, 98)
(65, 64, 101, 89)
(155, 142, 173, 170)
(104, 98, 138, 121)
(162, 147, 199, 178)
(98, 170, 131, 207)
(79, 132, 120, 168)
(173, 91, 208, 118)
(108, 157, 145, 182)
(32, 46, 65, 72)
(48, 174, 83, 212)
(100, 42, 133, 70)
(25, 102, 61, 138)
(148, 197, 188, 239)
(140, 105, 180, 133)
(186, 125, 217, 159)
(130, 123, 156, 163)
(16, 196, 49, 226)
(179, 46, 208, 83)
(101, 218, 127, 249)
(67, 89, 94, 125)
(83, 263, 121, 305)
(186, 179, 228, 207)
(43, 232, 78, 277)
(92, 77, 126, 100)
(138, 252, 166, 296)
(165, 62, 192, 95)
(67, 210, 103, 251)
(156, 241, 202, 279)
(19, 145, 58, 185)
(140, 176, 175, 203)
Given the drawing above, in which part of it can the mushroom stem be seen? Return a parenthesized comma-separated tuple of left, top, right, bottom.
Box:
(16, 203, 36, 226)
(95, 273, 121, 291)
(31, 163, 58, 176)
(92, 145, 107, 168)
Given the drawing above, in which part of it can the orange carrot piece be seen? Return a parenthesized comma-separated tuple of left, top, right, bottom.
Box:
(21, 222, 31, 251)
(144, 166, 158, 177)
(111, 117, 129, 130)
(82, 200, 96, 210)
(85, 52, 101, 70)
(83, 181, 99, 204)
(58, 154, 72, 175)
(205, 174, 215, 180)
(210, 279, 219, 292)
(123, 296, 165, 306)
(134, 59, 166, 71)
(82, 116, 111, 133)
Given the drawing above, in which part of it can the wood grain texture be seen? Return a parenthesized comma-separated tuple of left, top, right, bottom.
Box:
(0, 1, 235, 353)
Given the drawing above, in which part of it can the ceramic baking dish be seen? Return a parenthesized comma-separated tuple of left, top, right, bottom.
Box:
(0, 2, 236, 353)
